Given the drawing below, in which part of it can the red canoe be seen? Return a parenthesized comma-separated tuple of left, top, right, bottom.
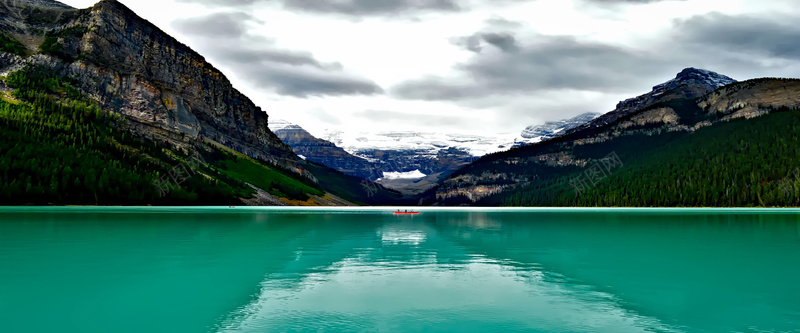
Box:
(393, 211, 420, 214)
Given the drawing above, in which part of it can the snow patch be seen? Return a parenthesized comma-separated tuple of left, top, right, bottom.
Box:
(319, 130, 519, 157)
(380, 170, 427, 180)
(267, 119, 293, 131)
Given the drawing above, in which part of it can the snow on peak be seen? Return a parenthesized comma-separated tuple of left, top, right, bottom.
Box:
(273, 113, 603, 160)
(319, 130, 516, 157)
(652, 68, 737, 93)
(517, 112, 601, 146)
(379, 170, 427, 180)
(268, 119, 294, 131)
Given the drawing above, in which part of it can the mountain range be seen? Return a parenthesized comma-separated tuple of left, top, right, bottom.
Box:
(3, 0, 800, 207)
(269, 112, 601, 194)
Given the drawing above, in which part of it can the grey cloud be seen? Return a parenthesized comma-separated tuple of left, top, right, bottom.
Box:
(177, 0, 538, 16)
(396, 10, 800, 107)
(455, 32, 519, 53)
(178, 0, 259, 6)
(462, 35, 482, 53)
(172, 12, 257, 39)
(479, 32, 518, 52)
(392, 77, 479, 100)
(396, 33, 664, 101)
(676, 13, 800, 59)
(483, 16, 526, 30)
(211, 46, 383, 97)
(582, 0, 685, 3)
(279, 0, 460, 15)
(177, 0, 460, 15)
(249, 66, 384, 97)
(451, 17, 522, 54)
(353, 109, 472, 127)
(214, 47, 342, 70)
(172, 12, 382, 97)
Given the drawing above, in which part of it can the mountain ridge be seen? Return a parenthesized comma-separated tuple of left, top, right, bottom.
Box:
(269, 111, 603, 194)
(1, 0, 295, 163)
(429, 67, 800, 206)
(564, 67, 737, 137)
(269, 119, 377, 180)
(516, 112, 601, 147)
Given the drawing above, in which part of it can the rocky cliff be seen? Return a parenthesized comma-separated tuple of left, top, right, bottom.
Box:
(0, 0, 295, 162)
(269, 119, 377, 179)
(699, 78, 800, 120)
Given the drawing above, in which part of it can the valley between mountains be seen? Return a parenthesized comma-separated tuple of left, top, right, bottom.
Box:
(2, 0, 800, 207)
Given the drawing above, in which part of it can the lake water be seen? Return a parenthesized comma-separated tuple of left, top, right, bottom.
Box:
(1, 207, 799, 332)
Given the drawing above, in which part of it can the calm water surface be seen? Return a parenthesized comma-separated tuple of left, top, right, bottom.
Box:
(1, 207, 800, 332)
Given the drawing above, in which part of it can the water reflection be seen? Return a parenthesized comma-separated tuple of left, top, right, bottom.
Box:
(378, 225, 427, 246)
(218, 213, 692, 333)
(2, 208, 800, 333)
(429, 211, 800, 333)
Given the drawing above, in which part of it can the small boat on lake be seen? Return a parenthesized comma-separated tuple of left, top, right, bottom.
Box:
(393, 210, 420, 215)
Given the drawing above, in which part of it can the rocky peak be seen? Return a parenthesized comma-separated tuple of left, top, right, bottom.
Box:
(269, 119, 378, 180)
(15, 0, 72, 9)
(618, 67, 736, 109)
(565, 67, 737, 135)
(1, 0, 296, 161)
(651, 67, 736, 96)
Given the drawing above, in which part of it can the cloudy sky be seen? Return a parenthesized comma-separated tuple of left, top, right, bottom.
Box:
(60, 0, 800, 137)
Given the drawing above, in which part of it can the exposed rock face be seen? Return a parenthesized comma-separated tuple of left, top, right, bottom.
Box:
(699, 79, 800, 120)
(269, 120, 376, 179)
(0, 0, 73, 33)
(436, 184, 508, 202)
(617, 107, 679, 129)
(0, 0, 295, 162)
(567, 68, 736, 135)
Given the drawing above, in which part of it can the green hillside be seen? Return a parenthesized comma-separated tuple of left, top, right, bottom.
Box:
(484, 108, 800, 207)
(0, 65, 399, 206)
(303, 162, 409, 206)
(0, 34, 27, 56)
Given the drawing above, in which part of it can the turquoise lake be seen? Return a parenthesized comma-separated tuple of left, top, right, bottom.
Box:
(1, 207, 799, 332)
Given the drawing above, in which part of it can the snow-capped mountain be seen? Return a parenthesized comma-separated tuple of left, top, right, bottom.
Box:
(270, 112, 603, 193)
(321, 130, 518, 158)
(650, 68, 736, 97)
(267, 119, 296, 132)
(515, 112, 602, 147)
(565, 67, 737, 136)
(269, 119, 378, 180)
(270, 120, 521, 193)
(319, 130, 495, 188)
